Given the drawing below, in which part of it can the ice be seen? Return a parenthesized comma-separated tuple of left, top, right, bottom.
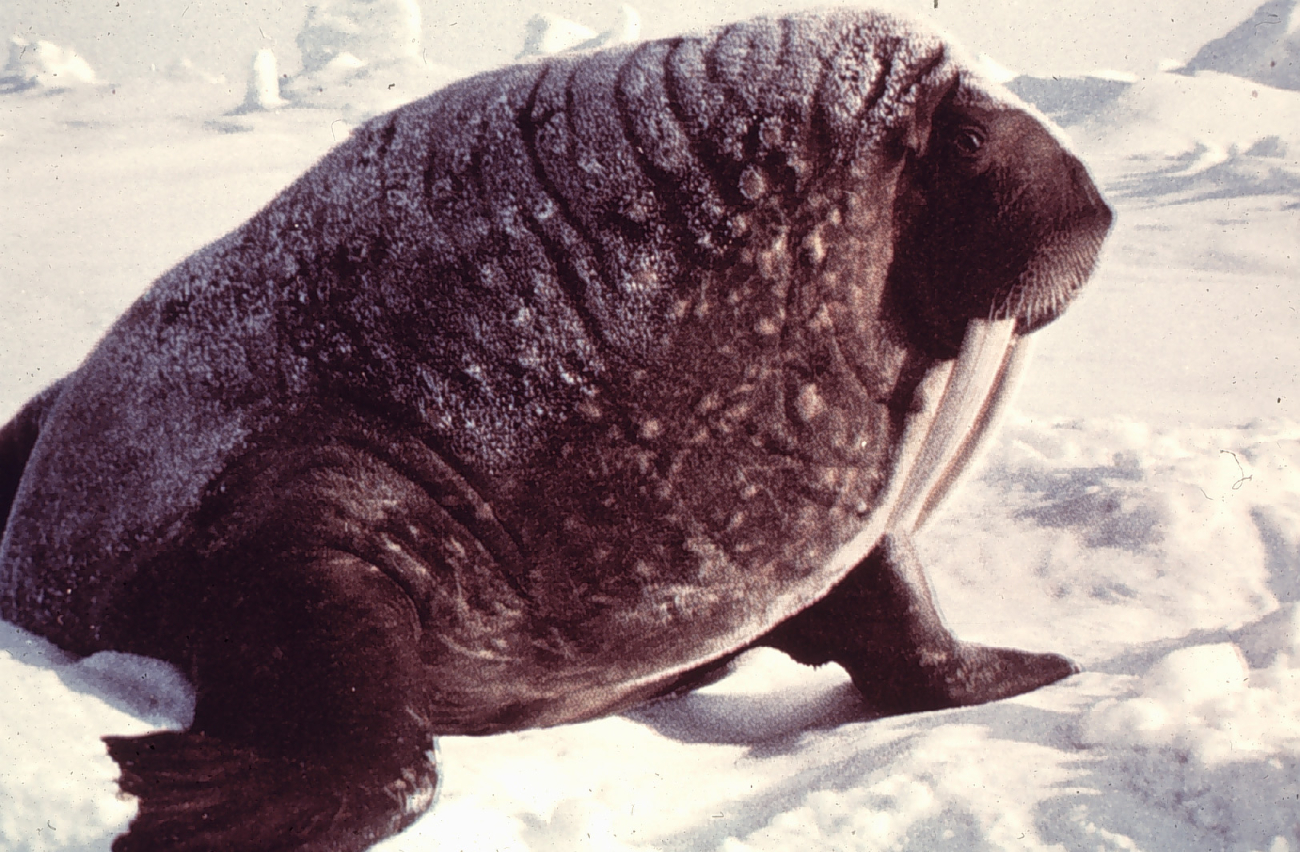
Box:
(1, 36, 96, 93)
(237, 48, 288, 113)
(283, 0, 461, 117)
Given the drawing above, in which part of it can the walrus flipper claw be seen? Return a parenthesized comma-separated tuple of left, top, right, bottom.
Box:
(759, 534, 1078, 714)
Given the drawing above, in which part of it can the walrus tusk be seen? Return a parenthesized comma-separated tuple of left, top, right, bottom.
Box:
(889, 318, 1019, 533)
(912, 329, 1033, 529)
(815, 318, 1018, 590)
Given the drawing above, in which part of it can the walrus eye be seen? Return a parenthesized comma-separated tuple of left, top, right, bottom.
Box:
(951, 125, 986, 157)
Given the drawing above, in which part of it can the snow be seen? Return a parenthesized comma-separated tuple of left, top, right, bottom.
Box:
(517, 5, 643, 58)
(237, 48, 289, 113)
(1075, 69, 1300, 163)
(296, 0, 424, 75)
(1, 36, 97, 93)
(975, 54, 1019, 85)
(518, 14, 601, 58)
(283, 0, 462, 117)
(2, 3, 1300, 851)
(1180, 0, 1300, 91)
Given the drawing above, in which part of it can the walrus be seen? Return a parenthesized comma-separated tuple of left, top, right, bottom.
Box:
(0, 9, 1112, 851)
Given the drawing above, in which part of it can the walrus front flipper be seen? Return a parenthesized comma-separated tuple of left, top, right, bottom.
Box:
(760, 534, 1077, 714)
(106, 549, 439, 852)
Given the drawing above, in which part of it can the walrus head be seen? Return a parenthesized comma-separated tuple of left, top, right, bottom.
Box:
(889, 80, 1114, 360)
(818, 65, 1114, 568)
(865, 87, 1110, 551)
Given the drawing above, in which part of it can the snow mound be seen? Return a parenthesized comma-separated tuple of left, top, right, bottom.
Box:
(1, 36, 97, 94)
(1081, 634, 1300, 763)
(518, 15, 599, 58)
(297, 0, 422, 75)
(1006, 73, 1133, 127)
(73, 651, 197, 729)
(1067, 68, 1300, 200)
(517, 5, 642, 59)
(235, 48, 288, 113)
(0, 625, 192, 852)
(1179, 0, 1300, 92)
(283, 0, 461, 117)
(1079, 69, 1300, 155)
(1075, 620, 1300, 852)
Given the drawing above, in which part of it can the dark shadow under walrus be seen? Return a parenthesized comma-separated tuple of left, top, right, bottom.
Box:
(0, 9, 1112, 851)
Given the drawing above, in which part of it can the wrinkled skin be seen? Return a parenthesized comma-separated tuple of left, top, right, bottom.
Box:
(0, 10, 1111, 852)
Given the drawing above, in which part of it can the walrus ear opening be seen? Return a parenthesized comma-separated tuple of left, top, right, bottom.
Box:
(901, 67, 961, 159)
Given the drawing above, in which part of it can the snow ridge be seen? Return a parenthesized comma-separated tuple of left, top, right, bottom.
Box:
(1180, 0, 1300, 91)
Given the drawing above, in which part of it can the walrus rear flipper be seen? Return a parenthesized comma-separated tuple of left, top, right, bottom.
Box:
(760, 533, 1077, 714)
(104, 731, 402, 852)
(0, 380, 64, 533)
(105, 548, 439, 852)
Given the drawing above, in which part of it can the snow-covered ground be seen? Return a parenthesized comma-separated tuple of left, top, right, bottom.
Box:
(2, 2, 1299, 850)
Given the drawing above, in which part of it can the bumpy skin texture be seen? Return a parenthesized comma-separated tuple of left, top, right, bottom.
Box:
(0, 10, 1111, 852)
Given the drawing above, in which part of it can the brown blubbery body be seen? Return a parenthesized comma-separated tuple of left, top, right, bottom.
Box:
(0, 10, 1110, 851)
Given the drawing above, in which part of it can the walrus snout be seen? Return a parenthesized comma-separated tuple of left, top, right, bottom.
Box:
(889, 92, 1113, 358)
(998, 147, 1114, 335)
